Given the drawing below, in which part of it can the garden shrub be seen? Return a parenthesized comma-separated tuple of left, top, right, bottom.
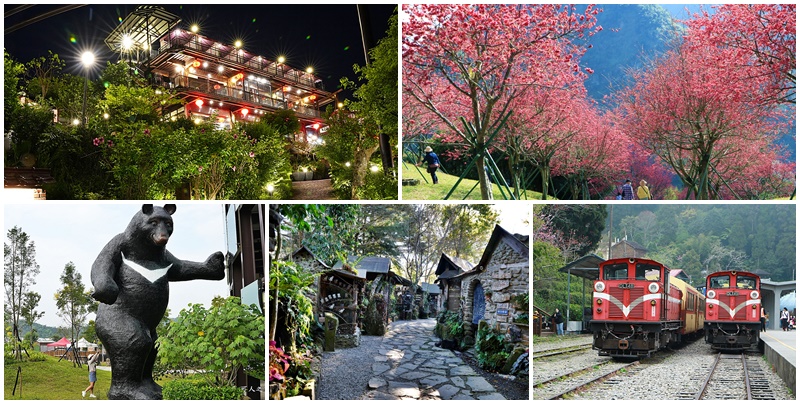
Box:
(363, 293, 387, 336)
(475, 321, 512, 372)
(162, 378, 242, 400)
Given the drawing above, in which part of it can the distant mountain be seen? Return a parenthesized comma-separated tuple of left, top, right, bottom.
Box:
(582, 4, 681, 102)
(16, 322, 61, 340)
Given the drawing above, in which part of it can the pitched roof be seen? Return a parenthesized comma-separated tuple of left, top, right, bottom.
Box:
(333, 256, 393, 280)
(476, 224, 529, 270)
(291, 245, 331, 269)
(419, 282, 441, 295)
(435, 253, 474, 275)
(612, 239, 647, 251)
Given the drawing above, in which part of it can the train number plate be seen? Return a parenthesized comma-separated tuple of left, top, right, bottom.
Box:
(726, 291, 740, 296)
(618, 283, 635, 289)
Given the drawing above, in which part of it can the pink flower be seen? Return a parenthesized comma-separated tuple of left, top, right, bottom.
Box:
(249, 152, 255, 158)
(92, 138, 101, 146)
(232, 166, 237, 171)
(143, 128, 150, 135)
(198, 166, 203, 172)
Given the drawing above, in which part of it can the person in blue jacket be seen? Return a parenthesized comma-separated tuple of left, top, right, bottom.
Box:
(418, 146, 440, 184)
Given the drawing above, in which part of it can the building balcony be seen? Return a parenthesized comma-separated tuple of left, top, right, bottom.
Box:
(156, 75, 323, 119)
(155, 29, 322, 91)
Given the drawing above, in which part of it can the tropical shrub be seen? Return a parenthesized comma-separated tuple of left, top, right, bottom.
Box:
(158, 296, 265, 388)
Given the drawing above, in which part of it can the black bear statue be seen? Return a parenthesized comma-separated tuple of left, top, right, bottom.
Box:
(91, 204, 224, 400)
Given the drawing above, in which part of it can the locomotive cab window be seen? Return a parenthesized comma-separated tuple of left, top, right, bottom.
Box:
(737, 276, 757, 290)
(634, 263, 661, 281)
(709, 275, 730, 289)
(603, 263, 629, 280)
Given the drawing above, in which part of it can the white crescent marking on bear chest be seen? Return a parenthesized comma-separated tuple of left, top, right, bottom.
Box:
(121, 252, 171, 283)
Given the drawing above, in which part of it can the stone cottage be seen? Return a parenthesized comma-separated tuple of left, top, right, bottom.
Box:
(333, 255, 410, 322)
(434, 253, 474, 313)
(450, 225, 529, 345)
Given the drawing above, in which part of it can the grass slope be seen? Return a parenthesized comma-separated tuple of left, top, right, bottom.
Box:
(401, 164, 553, 200)
(5, 355, 114, 400)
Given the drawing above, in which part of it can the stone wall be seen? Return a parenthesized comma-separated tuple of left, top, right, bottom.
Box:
(459, 241, 529, 342)
(335, 326, 361, 348)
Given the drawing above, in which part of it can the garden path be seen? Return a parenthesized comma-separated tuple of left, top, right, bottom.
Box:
(317, 318, 506, 400)
(290, 179, 335, 200)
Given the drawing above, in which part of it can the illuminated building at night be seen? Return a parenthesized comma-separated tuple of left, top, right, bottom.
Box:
(104, 6, 333, 141)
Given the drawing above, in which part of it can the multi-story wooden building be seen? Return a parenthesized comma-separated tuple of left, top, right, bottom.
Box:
(105, 6, 334, 140)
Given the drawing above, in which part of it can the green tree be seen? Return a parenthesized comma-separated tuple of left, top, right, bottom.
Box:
(25, 50, 65, 102)
(4, 226, 40, 360)
(54, 262, 93, 345)
(543, 204, 608, 259)
(159, 296, 265, 387)
(4, 50, 25, 121)
(82, 319, 98, 344)
(344, 9, 399, 153)
(20, 291, 44, 335)
(316, 108, 383, 199)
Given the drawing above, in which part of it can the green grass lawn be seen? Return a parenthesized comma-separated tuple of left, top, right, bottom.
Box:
(5, 355, 112, 400)
(4, 355, 178, 400)
(401, 163, 554, 200)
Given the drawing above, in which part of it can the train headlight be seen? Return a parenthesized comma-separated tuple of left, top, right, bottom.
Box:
(707, 290, 716, 299)
(650, 300, 656, 306)
(752, 304, 757, 309)
(595, 282, 605, 293)
(596, 308, 602, 313)
(708, 304, 714, 309)
(648, 283, 659, 293)
(750, 291, 759, 299)
(596, 299, 603, 305)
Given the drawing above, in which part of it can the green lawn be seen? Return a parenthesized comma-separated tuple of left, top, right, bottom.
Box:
(4, 355, 177, 400)
(401, 163, 554, 200)
(5, 355, 112, 400)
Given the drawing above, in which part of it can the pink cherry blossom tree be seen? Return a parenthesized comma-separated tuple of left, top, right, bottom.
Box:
(403, 4, 601, 199)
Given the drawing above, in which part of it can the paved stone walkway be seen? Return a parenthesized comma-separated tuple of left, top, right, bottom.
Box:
(354, 318, 505, 400)
(290, 179, 335, 200)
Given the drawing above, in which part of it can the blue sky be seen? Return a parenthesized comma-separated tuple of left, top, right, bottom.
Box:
(4, 203, 229, 328)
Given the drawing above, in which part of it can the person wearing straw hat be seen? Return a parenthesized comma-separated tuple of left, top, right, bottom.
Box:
(637, 179, 652, 200)
(418, 146, 441, 184)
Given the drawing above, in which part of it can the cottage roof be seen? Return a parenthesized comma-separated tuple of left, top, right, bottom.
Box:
(291, 245, 331, 269)
(333, 255, 392, 278)
(435, 253, 474, 276)
(612, 239, 648, 251)
(419, 282, 442, 295)
(476, 224, 529, 270)
(669, 269, 690, 283)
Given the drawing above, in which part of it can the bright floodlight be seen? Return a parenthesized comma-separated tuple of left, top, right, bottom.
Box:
(266, 184, 275, 193)
(277, 55, 285, 64)
(370, 165, 379, 173)
(234, 40, 242, 48)
(190, 24, 199, 33)
(306, 66, 314, 74)
(81, 51, 95, 67)
(121, 35, 133, 50)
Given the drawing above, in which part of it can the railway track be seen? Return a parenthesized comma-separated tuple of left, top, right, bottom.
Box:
(533, 360, 638, 400)
(676, 352, 776, 400)
(531, 344, 593, 360)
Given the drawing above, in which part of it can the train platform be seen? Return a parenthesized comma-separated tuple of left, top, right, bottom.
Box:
(760, 330, 795, 394)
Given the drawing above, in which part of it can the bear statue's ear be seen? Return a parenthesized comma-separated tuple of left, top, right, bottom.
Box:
(163, 204, 177, 215)
(142, 204, 154, 215)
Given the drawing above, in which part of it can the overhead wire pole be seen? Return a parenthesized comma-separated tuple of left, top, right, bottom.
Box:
(357, 5, 394, 175)
(4, 5, 87, 35)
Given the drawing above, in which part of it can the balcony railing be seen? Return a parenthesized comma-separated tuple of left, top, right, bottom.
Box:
(157, 31, 321, 90)
(157, 76, 321, 118)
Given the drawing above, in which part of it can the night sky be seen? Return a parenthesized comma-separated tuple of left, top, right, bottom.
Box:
(3, 4, 395, 99)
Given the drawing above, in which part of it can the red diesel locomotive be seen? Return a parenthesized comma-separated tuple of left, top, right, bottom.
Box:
(704, 270, 761, 350)
(590, 258, 705, 358)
